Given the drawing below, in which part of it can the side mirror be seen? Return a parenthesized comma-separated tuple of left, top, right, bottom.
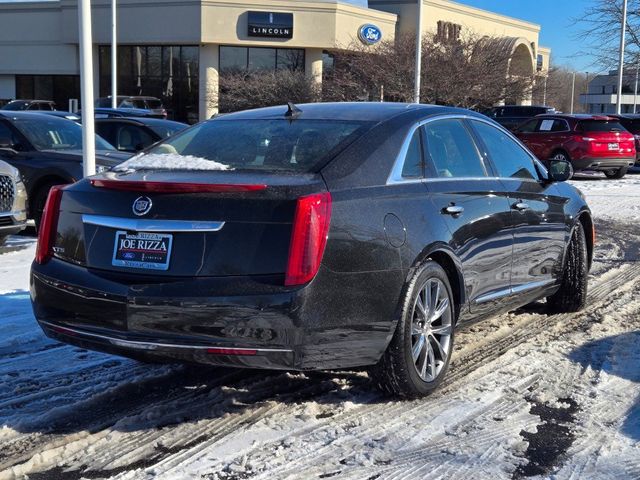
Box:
(548, 159, 573, 182)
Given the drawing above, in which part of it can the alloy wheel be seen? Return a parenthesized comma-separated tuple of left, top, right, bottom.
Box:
(410, 278, 453, 382)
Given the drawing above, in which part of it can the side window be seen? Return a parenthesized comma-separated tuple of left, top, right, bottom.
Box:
(471, 120, 538, 181)
(116, 125, 155, 151)
(401, 130, 424, 178)
(0, 121, 21, 150)
(551, 120, 568, 132)
(95, 123, 116, 146)
(423, 119, 487, 178)
(518, 119, 539, 133)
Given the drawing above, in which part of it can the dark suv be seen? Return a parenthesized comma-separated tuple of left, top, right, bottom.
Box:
(483, 105, 556, 131)
(515, 114, 635, 179)
(608, 114, 640, 165)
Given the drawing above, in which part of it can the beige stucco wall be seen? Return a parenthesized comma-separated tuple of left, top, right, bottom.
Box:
(201, 0, 396, 49)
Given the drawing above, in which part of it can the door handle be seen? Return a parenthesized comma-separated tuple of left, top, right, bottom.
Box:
(512, 202, 530, 211)
(442, 205, 464, 216)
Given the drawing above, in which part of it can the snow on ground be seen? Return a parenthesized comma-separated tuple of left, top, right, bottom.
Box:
(0, 173, 639, 480)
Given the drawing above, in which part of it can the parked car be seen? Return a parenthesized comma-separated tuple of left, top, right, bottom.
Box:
(36, 111, 81, 122)
(95, 96, 167, 118)
(483, 105, 556, 131)
(0, 160, 27, 244)
(30, 102, 592, 398)
(0, 112, 130, 227)
(514, 114, 635, 179)
(607, 114, 640, 165)
(2, 100, 56, 111)
(95, 117, 188, 153)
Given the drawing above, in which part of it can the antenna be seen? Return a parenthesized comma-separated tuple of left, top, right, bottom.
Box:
(285, 102, 302, 119)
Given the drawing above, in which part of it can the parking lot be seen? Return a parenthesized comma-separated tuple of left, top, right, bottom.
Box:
(0, 174, 638, 480)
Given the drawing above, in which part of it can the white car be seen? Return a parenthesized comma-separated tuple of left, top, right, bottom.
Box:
(0, 160, 27, 245)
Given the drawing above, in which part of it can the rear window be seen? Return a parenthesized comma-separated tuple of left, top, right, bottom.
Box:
(148, 123, 187, 139)
(578, 120, 626, 132)
(619, 118, 640, 134)
(129, 119, 372, 172)
(145, 99, 163, 109)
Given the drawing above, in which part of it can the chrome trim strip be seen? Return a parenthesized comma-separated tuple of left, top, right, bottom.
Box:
(82, 214, 225, 233)
(38, 320, 293, 354)
(386, 113, 548, 185)
(474, 279, 555, 304)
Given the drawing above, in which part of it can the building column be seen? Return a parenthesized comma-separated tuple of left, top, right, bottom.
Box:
(305, 48, 323, 87)
(199, 44, 219, 121)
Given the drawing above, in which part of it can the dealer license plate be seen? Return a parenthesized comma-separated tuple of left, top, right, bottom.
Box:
(112, 231, 173, 271)
(608, 142, 619, 150)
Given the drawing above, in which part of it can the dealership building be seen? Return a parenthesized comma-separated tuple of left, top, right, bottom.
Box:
(0, 0, 550, 122)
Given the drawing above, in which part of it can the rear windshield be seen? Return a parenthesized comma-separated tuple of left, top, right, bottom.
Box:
(145, 99, 163, 109)
(148, 122, 188, 139)
(578, 120, 626, 132)
(618, 118, 640, 133)
(130, 119, 371, 172)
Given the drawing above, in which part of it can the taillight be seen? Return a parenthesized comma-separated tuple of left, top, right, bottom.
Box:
(285, 192, 332, 286)
(35, 185, 65, 264)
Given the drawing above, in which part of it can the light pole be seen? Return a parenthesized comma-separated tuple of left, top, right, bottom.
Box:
(634, 61, 639, 113)
(616, 0, 628, 114)
(414, 0, 423, 104)
(570, 71, 576, 114)
(111, 0, 117, 109)
(78, 0, 95, 177)
(543, 75, 547, 105)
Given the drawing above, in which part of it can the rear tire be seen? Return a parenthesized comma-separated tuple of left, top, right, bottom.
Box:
(370, 261, 455, 398)
(547, 222, 588, 313)
(604, 167, 627, 179)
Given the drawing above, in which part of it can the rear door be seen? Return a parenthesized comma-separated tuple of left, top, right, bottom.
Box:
(469, 119, 566, 296)
(421, 118, 514, 316)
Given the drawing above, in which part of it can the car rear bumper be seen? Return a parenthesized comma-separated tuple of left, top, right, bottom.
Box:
(572, 156, 635, 171)
(31, 258, 401, 370)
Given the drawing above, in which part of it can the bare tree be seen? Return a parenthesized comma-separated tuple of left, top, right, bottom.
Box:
(532, 67, 588, 112)
(574, 0, 640, 70)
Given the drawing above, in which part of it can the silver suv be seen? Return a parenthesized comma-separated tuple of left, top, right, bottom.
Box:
(0, 160, 27, 245)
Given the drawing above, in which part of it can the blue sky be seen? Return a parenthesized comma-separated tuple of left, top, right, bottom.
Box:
(457, 0, 599, 72)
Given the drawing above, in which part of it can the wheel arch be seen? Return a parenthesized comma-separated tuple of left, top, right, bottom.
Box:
(409, 245, 466, 323)
(28, 174, 71, 217)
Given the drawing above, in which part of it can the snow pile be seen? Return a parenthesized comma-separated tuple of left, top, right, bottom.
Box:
(570, 173, 640, 221)
(0, 238, 36, 294)
(114, 153, 231, 172)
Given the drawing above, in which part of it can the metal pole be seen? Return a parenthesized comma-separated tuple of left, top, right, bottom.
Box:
(543, 75, 547, 105)
(413, 0, 423, 104)
(78, 0, 95, 177)
(570, 71, 576, 114)
(616, 0, 628, 114)
(634, 62, 639, 113)
(111, 0, 117, 109)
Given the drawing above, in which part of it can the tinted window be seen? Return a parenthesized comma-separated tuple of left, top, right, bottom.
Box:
(472, 121, 538, 180)
(145, 99, 163, 109)
(401, 131, 423, 178)
(619, 118, 640, 134)
(116, 125, 155, 151)
(0, 121, 19, 147)
(578, 120, 625, 132)
(517, 119, 539, 133)
(140, 119, 371, 172)
(537, 118, 568, 132)
(147, 122, 188, 139)
(12, 116, 115, 151)
(423, 119, 486, 178)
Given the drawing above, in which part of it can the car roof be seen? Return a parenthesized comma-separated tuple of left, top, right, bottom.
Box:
(535, 113, 616, 121)
(95, 117, 187, 127)
(608, 113, 640, 119)
(213, 102, 485, 123)
(0, 111, 66, 121)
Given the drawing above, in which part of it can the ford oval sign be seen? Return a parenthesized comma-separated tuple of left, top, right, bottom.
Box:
(358, 24, 382, 45)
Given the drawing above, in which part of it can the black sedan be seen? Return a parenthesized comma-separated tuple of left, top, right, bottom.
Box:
(95, 117, 188, 153)
(30, 103, 592, 397)
(0, 112, 130, 226)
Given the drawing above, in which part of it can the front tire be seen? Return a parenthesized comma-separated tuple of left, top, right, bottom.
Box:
(604, 167, 627, 179)
(371, 261, 455, 398)
(547, 222, 588, 313)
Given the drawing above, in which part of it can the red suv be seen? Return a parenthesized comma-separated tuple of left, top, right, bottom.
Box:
(514, 114, 635, 178)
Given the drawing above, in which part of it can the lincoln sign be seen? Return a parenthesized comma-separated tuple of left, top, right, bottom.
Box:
(247, 11, 294, 39)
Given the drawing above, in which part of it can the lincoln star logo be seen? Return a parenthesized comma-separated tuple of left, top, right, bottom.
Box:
(132, 196, 152, 216)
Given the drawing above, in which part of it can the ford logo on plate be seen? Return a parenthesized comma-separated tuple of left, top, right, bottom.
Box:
(358, 24, 382, 45)
(132, 196, 153, 216)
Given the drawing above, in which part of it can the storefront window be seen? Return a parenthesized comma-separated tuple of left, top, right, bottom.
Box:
(99, 45, 199, 123)
(15, 75, 80, 110)
(220, 46, 305, 73)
